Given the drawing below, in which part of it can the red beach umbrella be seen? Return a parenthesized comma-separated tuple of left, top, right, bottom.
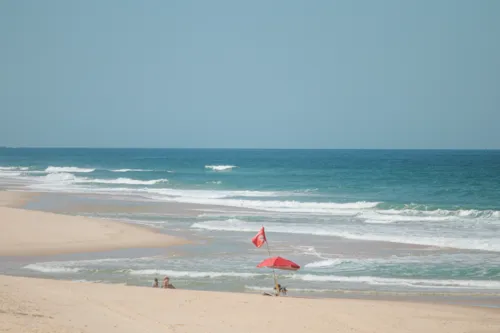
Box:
(257, 256, 300, 271)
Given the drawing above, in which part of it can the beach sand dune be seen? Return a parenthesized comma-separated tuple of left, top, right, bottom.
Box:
(0, 275, 498, 333)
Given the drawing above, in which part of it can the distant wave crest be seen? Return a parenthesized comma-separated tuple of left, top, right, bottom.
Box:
(41, 173, 167, 185)
(45, 166, 95, 173)
(111, 169, 151, 173)
(0, 166, 29, 171)
(205, 165, 237, 171)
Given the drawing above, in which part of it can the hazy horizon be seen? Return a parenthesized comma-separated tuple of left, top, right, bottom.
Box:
(1, 1, 499, 149)
(0, 146, 500, 151)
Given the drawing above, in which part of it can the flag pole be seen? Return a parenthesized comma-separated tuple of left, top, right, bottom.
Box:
(263, 226, 279, 295)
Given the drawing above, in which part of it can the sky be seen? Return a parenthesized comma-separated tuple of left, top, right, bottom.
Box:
(0, 0, 499, 149)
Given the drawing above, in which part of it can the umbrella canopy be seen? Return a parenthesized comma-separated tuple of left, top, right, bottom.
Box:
(257, 256, 300, 271)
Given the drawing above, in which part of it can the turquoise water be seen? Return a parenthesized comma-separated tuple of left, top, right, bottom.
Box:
(1, 148, 500, 294)
(2, 148, 500, 208)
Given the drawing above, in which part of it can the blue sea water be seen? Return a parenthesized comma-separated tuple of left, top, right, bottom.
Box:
(1, 148, 500, 295)
(2, 148, 500, 207)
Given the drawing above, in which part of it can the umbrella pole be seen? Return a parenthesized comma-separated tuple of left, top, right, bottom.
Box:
(264, 238, 279, 295)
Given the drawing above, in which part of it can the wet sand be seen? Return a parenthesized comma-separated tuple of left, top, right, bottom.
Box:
(0, 191, 187, 256)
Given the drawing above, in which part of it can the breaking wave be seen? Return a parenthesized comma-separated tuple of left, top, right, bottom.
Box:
(360, 209, 500, 223)
(191, 219, 500, 252)
(43, 172, 78, 183)
(288, 274, 500, 289)
(0, 171, 21, 177)
(41, 173, 167, 185)
(205, 165, 237, 171)
(305, 259, 347, 268)
(156, 195, 378, 214)
(45, 166, 95, 173)
(24, 264, 82, 273)
(83, 178, 168, 185)
(0, 166, 29, 171)
(0, 166, 29, 178)
(111, 169, 151, 172)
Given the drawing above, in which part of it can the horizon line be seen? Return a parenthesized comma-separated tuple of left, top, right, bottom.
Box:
(1, 146, 499, 151)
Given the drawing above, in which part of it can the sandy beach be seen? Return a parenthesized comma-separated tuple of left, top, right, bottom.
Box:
(0, 191, 187, 256)
(1, 275, 499, 333)
(0, 190, 499, 332)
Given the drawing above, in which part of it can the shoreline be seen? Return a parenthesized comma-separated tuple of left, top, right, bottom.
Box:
(0, 191, 188, 257)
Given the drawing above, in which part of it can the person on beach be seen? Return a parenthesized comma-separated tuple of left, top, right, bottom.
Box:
(162, 276, 176, 289)
(152, 278, 159, 288)
(263, 284, 287, 296)
(274, 284, 287, 296)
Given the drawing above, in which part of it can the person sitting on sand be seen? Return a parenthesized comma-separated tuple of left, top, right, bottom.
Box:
(152, 278, 159, 288)
(162, 276, 176, 289)
(263, 284, 287, 296)
(274, 284, 287, 296)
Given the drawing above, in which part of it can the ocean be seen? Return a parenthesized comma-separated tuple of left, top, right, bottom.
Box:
(1, 148, 500, 298)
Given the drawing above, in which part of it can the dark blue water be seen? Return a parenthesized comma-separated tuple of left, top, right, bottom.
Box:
(2, 148, 500, 209)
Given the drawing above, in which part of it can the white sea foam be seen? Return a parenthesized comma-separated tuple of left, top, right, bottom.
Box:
(358, 211, 453, 224)
(111, 169, 151, 172)
(288, 274, 500, 289)
(377, 208, 500, 220)
(0, 166, 29, 171)
(45, 166, 95, 173)
(0, 171, 22, 177)
(156, 194, 378, 214)
(23, 257, 156, 270)
(40, 173, 168, 186)
(43, 172, 78, 183)
(150, 188, 283, 199)
(305, 259, 347, 268)
(0, 166, 30, 178)
(205, 165, 237, 171)
(24, 264, 82, 273)
(191, 219, 500, 252)
(33, 184, 283, 200)
(81, 178, 168, 185)
(128, 269, 262, 279)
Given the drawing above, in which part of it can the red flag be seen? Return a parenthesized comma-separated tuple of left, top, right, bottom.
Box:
(252, 227, 266, 248)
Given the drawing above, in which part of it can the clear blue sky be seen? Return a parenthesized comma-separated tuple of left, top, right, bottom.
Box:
(1, 0, 499, 149)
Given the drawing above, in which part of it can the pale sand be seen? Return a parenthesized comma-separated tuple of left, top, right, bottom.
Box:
(0, 191, 186, 256)
(0, 275, 499, 333)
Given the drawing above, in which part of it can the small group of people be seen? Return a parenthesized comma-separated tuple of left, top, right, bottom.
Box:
(153, 276, 287, 296)
(152, 276, 176, 289)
